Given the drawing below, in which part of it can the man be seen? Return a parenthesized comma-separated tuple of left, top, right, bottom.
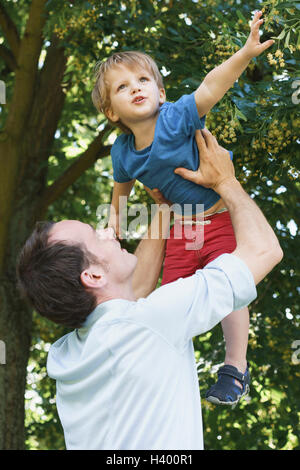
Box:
(17, 129, 283, 450)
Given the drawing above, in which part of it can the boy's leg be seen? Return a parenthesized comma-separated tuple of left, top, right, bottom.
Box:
(221, 306, 249, 380)
(200, 210, 251, 404)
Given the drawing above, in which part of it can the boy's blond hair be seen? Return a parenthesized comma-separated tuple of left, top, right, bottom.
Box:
(91, 51, 164, 134)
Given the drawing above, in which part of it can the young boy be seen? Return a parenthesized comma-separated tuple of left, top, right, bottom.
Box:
(91, 11, 274, 405)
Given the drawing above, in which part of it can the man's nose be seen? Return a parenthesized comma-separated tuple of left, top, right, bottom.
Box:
(105, 227, 116, 239)
(97, 227, 116, 240)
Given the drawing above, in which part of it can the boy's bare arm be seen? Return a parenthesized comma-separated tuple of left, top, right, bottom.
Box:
(195, 11, 274, 118)
(109, 180, 136, 238)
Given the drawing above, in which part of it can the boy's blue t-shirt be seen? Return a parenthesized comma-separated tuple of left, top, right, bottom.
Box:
(111, 92, 233, 214)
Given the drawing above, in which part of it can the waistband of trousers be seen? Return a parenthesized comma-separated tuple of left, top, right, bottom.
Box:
(175, 207, 228, 225)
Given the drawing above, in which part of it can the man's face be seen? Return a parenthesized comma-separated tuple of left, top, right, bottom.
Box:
(106, 63, 166, 127)
(49, 220, 137, 284)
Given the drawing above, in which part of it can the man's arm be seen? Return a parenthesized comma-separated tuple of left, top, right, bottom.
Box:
(213, 178, 282, 285)
(132, 190, 171, 299)
(175, 129, 283, 285)
(108, 180, 135, 239)
(195, 11, 274, 118)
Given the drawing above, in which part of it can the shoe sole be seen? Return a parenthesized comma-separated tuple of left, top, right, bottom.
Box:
(205, 384, 250, 407)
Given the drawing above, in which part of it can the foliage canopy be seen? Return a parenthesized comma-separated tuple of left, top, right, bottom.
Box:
(0, 0, 299, 450)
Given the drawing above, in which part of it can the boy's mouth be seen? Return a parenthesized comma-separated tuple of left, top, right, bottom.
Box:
(132, 95, 146, 104)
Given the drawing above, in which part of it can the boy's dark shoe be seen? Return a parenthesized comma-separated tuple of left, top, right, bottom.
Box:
(205, 363, 250, 406)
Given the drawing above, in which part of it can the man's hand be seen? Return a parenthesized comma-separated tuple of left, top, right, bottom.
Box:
(242, 11, 275, 60)
(174, 129, 235, 194)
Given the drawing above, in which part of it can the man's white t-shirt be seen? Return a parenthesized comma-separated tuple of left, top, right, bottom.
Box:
(47, 254, 256, 450)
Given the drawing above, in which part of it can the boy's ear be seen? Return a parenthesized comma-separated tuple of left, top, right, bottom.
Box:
(159, 88, 166, 105)
(106, 106, 119, 123)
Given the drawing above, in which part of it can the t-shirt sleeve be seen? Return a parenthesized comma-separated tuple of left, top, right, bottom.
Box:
(161, 92, 206, 137)
(111, 137, 132, 183)
(136, 253, 256, 352)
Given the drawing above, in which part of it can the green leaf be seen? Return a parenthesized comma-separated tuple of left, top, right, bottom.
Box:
(235, 105, 248, 121)
(167, 27, 179, 36)
(237, 10, 246, 22)
(273, 29, 286, 41)
(276, 2, 300, 8)
(284, 31, 291, 48)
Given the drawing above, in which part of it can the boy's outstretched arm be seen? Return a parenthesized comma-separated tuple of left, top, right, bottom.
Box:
(195, 10, 274, 118)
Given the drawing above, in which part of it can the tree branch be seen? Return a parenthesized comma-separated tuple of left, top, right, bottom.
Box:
(0, 44, 17, 71)
(15, 35, 68, 197)
(0, 0, 20, 59)
(36, 129, 113, 218)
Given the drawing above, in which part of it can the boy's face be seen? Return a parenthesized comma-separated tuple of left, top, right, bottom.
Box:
(105, 64, 166, 128)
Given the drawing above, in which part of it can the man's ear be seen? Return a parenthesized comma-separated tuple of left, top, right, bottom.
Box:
(106, 106, 119, 123)
(159, 88, 166, 105)
(80, 266, 107, 290)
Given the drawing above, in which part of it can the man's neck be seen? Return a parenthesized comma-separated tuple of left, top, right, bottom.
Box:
(95, 283, 136, 305)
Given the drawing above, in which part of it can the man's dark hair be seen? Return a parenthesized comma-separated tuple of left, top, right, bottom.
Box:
(16, 221, 98, 329)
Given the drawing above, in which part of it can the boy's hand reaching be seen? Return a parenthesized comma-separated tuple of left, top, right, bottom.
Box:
(194, 11, 275, 119)
(242, 10, 275, 60)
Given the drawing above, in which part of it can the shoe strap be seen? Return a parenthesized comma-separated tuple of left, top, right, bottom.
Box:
(217, 365, 246, 384)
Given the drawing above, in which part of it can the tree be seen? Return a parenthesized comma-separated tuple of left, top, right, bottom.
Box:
(0, 0, 299, 449)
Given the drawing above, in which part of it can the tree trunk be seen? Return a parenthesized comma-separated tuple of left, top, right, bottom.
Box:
(0, 0, 47, 272)
(0, 26, 68, 448)
(0, 27, 112, 446)
(0, 0, 114, 447)
(0, 274, 33, 449)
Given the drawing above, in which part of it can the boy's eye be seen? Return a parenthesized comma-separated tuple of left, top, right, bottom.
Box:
(117, 84, 126, 91)
(140, 77, 148, 82)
